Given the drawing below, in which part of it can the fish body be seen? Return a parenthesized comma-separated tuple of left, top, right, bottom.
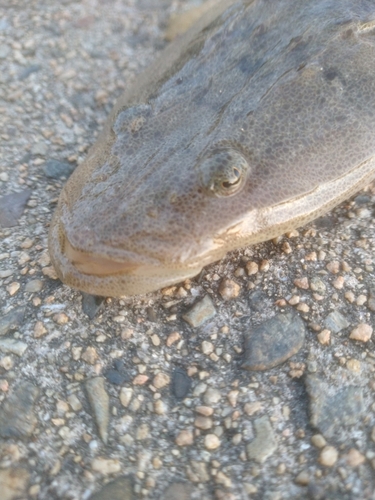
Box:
(49, 0, 375, 296)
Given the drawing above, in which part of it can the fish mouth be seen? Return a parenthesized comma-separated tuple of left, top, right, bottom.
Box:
(48, 217, 203, 297)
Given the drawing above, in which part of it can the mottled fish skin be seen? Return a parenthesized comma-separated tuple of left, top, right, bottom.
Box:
(49, 0, 375, 297)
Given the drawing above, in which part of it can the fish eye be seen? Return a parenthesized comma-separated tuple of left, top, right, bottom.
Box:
(197, 148, 250, 197)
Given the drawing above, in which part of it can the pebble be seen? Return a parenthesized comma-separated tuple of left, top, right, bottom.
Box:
(0, 467, 30, 500)
(163, 482, 193, 500)
(89, 476, 133, 500)
(311, 434, 327, 448)
(153, 372, 170, 389)
(91, 458, 121, 475)
(318, 446, 338, 467)
(171, 368, 192, 399)
(182, 295, 216, 327)
(67, 394, 82, 412)
(349, 323, 372, 342)
(120, 387, 133, 407)
(0, 381, 39, 438)
(247, 416, 277, 463)
(0, 338, 28, 357)
(0, 308, 25, 336)
(166, 331, 181, 346)
(324, 310, 349, 333)
(0, 189, 32, 228)
(33, 321, 47, 338)
(43, 159, 75, 179)
(24, 279, 43, 293)
(175, 429, 194, 446)
(306, 375, 364, 438)
(203, 387, 222, 405)
(194, 416, 213, 430)
(6, 283, 20, 296)
(186, 461, 209, 482)
(195, 405, 214, 416)
(204, 433, 221, 450)
(345, 448, 365, 467)
(246, 261, 258, 275)
(218, 278, 241, 300)
(295, 470, 310, 486)
(294, 277, 309, 289)
(85, 377, 110, 443)
(104, 360, 130, 386)
(81, 347, 99, 364)
(242, 311, 306, 371)
(244, 401, 262, 416)
(317, 329, 330, 346)
(310, 276, 327, 295)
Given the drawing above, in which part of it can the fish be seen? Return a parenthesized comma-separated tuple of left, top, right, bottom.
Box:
(48, 0, 375, 297)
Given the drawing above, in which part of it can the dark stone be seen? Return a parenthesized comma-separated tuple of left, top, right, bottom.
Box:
(0, 307, 25, 336)
(242, 311, 306, 371)
(0, 381, 39, 438)
(146, 307, 158, 322)
(81, 293, 105, 319)
(0, 189, 32, 228)
(18, 64, 41, 80)
(305, 375, 364, 438)
(43, 159, 75, 179)
(171, 368, 192, 399)
(104, 360, 130, 385)
(89, 476, 133, 500)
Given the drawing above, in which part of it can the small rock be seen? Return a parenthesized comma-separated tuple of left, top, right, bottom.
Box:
(89, 476, 133, 500)
(81, 347, 99, 364)
(186, 461, 210, 483)
(133, 374, 148, 385)
(311, 434, 327, 448)
(246, 261, 258, 275)
(171, 368, 191, 399)
(247, 416, 277, 463)
(163, 482, 194, 500)
(33, 321, 47, 338)
(0, 189, 32, 228)
(349, 323, 372, 342)
(175, 429, 193, 446)
(310, 277, 326, 293)
(166, 331, 181, 346)
(317, 329, 330, 346)
(85, 377, 109, 444)
(24, 279, 43, 293)
(324, 310, 349, 333)
(201, 341, 214, 355)
(318, 446, 338, 467)
(0, 381, 39, 438)
(0, 339, 27, 357)
(182, 295, 216, 327)
(345, 448, 365, 467)
(67, 394, 82, 412)
(194, 416, 213, 430)
(0, 467, 30, 500)
(204, 434, 221, 450)
(43, 159, 75, 179)
(305, 375, 364, 438)
(136, 424, 149, 440)
(218, 278, 241, 300)
(242, 311, 306, 371)
(6, 283, 20, 296)
(91, 458, 121, 475)
(195, 406, 214, 416)
(120, 387, 133, 407)
(153, 372, 170, 389)
(326, 261, 340, 274)
(244, 401, 262, 416)
(294, 277, 309, 289)
(203, 387, 221, 405)
(82, 293, 105, 319)
(295, 470, 310, 486)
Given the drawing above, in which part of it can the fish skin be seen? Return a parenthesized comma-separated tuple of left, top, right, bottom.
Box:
(49, 0, 375, 297)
